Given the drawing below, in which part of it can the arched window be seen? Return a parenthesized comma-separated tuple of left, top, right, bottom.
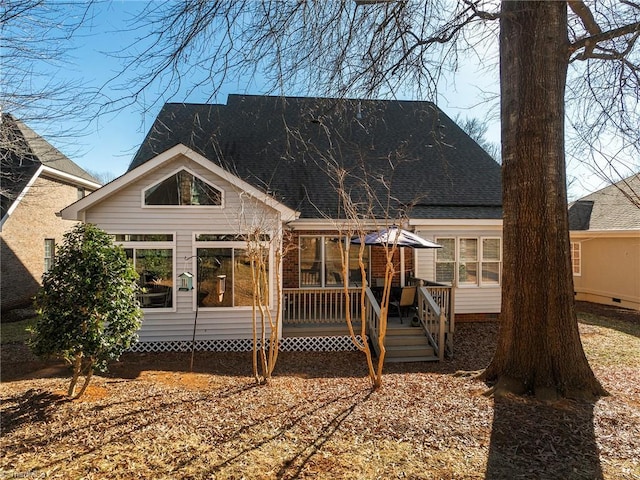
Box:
(144, 169, 222, 206)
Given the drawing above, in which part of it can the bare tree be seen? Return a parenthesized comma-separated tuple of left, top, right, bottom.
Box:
(1, 1, 92, 121)
(113, 0, 639, 399)
(1, 1, 96, 201)
(247, 224, 293, 385)
(331, 165, 403, 390)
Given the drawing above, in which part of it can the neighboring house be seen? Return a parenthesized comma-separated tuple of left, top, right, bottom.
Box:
(61, 95, 502, 354)
(1, 114, 101, 311)
(569, 173, 640, 311)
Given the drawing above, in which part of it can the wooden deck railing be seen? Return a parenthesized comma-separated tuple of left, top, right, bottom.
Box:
(418, 282, 455, 359)
(282, 288, 362, 324)
(282, 282, 453, 360)
(363, 287, 382, 355)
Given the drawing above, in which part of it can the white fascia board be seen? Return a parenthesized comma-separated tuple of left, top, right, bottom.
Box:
(41, 166, 102, 190)
(409, 218, 503, 228)
(60, 144, 299, 222)
(0, 166, 44, 229)
(289, 218, 502, 232)
(287, 219, 387, 231)
(571, 229, 640, 239)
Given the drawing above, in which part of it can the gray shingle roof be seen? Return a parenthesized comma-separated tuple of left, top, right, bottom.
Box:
(569, 173, 640, 231)
(1, 113, 100, 217)
(130, 95, 502, 219)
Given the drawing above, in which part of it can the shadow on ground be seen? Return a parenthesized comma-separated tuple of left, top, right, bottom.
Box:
(486, 394, 603, 479)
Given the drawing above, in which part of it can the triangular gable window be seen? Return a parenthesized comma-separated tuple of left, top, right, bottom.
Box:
(144, 169, 222, 206)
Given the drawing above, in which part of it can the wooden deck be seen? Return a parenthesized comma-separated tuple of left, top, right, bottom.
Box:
(281, 283, 453, 362)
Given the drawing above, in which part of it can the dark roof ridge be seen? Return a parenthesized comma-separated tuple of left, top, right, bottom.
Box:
(226, 93, 438, 104)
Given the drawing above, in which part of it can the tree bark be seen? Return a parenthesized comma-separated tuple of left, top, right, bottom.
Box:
(68, 353, 83, 397)
(483, 0, 606, 400)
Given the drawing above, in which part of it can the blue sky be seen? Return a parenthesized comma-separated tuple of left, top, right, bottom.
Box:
(22, 2, 501, 178)
(18, 1, 615, 199)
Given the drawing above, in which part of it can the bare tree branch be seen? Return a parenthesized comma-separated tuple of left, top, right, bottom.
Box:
(569, 0, 603, 36)
(570, 21, 640, 59)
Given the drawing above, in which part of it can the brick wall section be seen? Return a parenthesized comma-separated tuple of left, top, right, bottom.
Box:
(282, 229, 414, 288)
(1, 174, 87, 311)
(455, 313, 500, 322)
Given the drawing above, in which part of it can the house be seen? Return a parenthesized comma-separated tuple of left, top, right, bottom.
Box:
(61, 95, 502, 357)
(569, 173, 640, 311)
(1, 113, 101, 311)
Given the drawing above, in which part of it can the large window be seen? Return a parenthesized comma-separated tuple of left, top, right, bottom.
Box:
(435, 237, 501, 287)
(195, 234, 269, 308)
(299, 236, 369, 288)
(144, 169, 222, 206)
(116, 234, 175, 309)
(571, 242, 581, 276)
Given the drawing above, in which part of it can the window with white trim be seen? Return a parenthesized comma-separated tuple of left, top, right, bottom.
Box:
(144, 169, 222, 206)
(435, 237, 502, 286)
(571, 242, 581, 276)
(435, 238, 455, 284)
(299, 236, 369, 288)
(115, 234, 175, 309)
(44, 238, 55, 273)
(195, 234, 270, 308)
(458, 238, 478, 285)
(481, 238, 502, 285)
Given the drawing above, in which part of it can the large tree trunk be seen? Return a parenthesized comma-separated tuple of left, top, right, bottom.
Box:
(483, 0, 606, 400)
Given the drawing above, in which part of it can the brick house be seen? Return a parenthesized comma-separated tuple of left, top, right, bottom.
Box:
(1, 114, 101, 311)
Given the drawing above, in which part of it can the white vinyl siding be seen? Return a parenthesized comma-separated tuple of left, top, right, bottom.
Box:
(83, 155, 282, 343)
(414, 226, 502, 314)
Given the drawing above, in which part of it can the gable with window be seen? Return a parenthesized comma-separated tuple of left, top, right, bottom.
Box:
(143, 168, 222, 206)
(435, 237, 502, 287)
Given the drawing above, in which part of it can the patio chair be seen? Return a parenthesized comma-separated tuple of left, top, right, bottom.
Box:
(390, 286, 416, 324)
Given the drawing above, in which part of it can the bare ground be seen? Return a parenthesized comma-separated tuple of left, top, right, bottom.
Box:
(1, 302, 638, 479)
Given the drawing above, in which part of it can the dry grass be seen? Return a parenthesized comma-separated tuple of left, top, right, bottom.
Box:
(1, 303, 639, 479)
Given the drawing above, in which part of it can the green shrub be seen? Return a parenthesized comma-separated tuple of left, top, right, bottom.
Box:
(31, 224, 142, 398)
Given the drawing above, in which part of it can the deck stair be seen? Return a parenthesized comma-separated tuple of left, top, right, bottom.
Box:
(383, 323, 438, 363)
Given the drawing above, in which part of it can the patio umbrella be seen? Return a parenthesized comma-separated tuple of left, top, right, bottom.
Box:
(351, 226, 442, 249)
